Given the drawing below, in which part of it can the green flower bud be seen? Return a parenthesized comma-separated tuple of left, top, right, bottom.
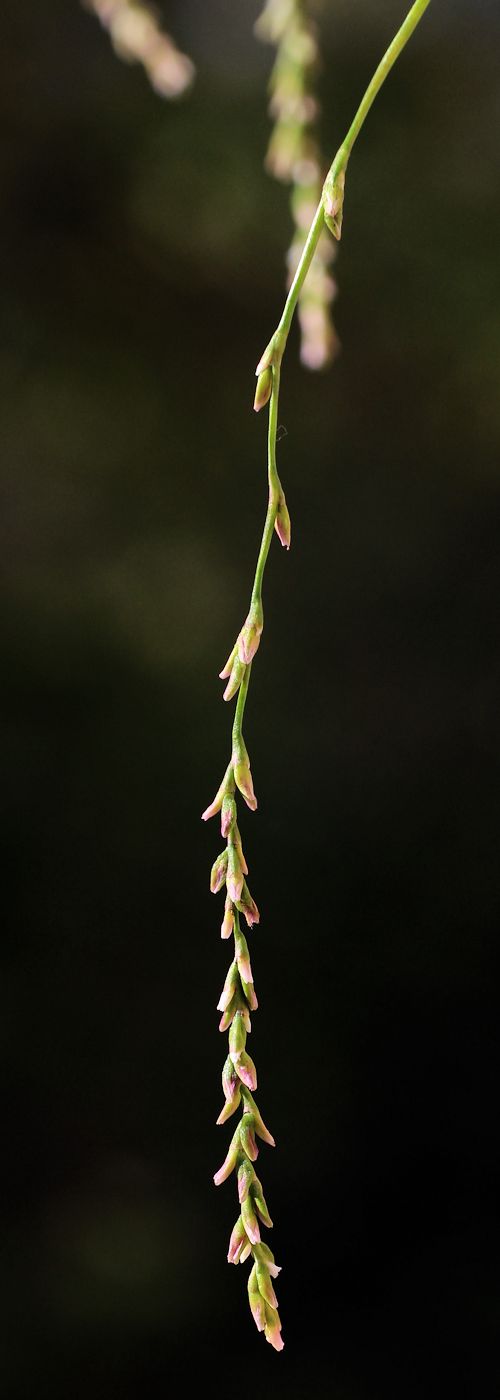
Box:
(253, 366, 273, 413)
(248, 1263, 266, 1332)
(229, 1008, 247, 1060)
(323, 166, 346, 240)
(239, 1111, 258, 1161)
(241, 1191, 261, 1244)
(210, 847, 228, 894)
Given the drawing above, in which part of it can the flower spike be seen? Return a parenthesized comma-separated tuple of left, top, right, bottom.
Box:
(204, 0, 432, 1350)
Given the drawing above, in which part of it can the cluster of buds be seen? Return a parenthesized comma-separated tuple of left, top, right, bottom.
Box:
(256, 0, 339, 370)
(202, 646, 284, 1350)
(84, 0, 194, 98)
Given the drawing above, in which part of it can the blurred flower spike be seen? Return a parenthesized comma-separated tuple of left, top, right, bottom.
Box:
(84, 0, 194, 98)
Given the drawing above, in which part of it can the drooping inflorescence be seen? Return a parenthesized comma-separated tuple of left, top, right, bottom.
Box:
(204, 0, 433, 1349)
(202, 618, 285, 1351)
(83, 0, 194, 98)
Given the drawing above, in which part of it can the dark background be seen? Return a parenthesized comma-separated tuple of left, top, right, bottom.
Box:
(2, 2, 499, 1396)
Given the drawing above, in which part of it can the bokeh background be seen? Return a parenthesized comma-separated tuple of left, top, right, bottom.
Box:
(2, 2, 500, 1396)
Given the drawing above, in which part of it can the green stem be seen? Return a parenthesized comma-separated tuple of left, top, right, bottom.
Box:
(233, 660, 252, 746)
(274, 0, 432, 361)
(234, 0, 432, 757)
(251, 364, 282, 607)
(343, 0, 432, 157)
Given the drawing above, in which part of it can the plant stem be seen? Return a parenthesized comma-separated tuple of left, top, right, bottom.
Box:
(276, 0, 432, 357)
(232, 659, 252, 746)
(238, 0, 432, 749)
(251, 364, 282, 606)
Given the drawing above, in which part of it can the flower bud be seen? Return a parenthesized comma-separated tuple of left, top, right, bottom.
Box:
(220, 896, 234, 940)
(227, 1215, 248, 1264)
(222, 1054, 239, 1103)
(223, 653, 245, 703)
(216, 1087, 241, 1124)
(255, 333, 280, 376)
(218, 995, 236, 1032)
(213, 1122, 241, 1185)
(232, 742, 257, 811)
(274, 487, 291, 549)
(201, 762, 233, 822)
(239, 1111, 258, 1161)
(219, 642, 237, 680)
(234, 1049, 258, 1091)
(241, 1004, 252, 1033)
(253, 366, 273, 413)
(255, 1260, 278, 1310)
(226, 839, 244, 904)
(251, 1174, 273, 1228)
(323, 166, 346, 241)
(257, 1241, 281, 1278)
(241, 1192, 261, 1244)
(229, 1008, 247, 1061)
(217, 961, 239, 1014)
(241, 1088, 275, 1146)
(221, 794, 236, 839)
(248, 1264, 266, 1332)
(237, 1158, 255, 1204)
(234, 927, 253, 985)
(210, 848, 228, 894)
(239, 1240, 252, 1263)
(237, 881, 260, 927)
(237, 600, 263, 665)
(264, 1303, 284, 1351)
(241, 977, 258, 1012)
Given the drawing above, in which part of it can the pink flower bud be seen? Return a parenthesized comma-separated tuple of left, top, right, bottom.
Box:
(223, 653, 245, 703)
(255, 336, 276, 376)
(239, 1111, 258, 1162)
(221, 794, 236, 839)
(213, 1124, 241, 1186)
(237, 881, 260, 927)
(241, 1192, 261, 1245)
(253, 366, 273, 413)
(253, 1192, 273, 1226)
(241, 1088, 275, 1147)
(237, 601, 263, 666)
(210, 848, 228, 894)
(216, 1088, 241, 1124)
(220, 897, 234, 940)
(258, 1241, 281, 1277)
(235, 927, 253, 985)
(222, 1054, 239, 1103)
(201, 762, 233, 822)
(248, 1264, 266, 1332)
(237, 1158, 255, 1204)
(227, 1215, 247, 1264)
(216, 960, 238, 1013)
(241, 978, 258, 1012)
(218, 996, 236, 1032)
(234, 1050, 257, 1091)
(264, 1304, 284, 1351)
(219, 642, 237, 680)
(274, 487, 291, 550)
(233, 753, 257, 812)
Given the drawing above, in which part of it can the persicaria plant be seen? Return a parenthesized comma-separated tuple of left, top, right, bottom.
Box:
(86, 0, 434, 1353)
